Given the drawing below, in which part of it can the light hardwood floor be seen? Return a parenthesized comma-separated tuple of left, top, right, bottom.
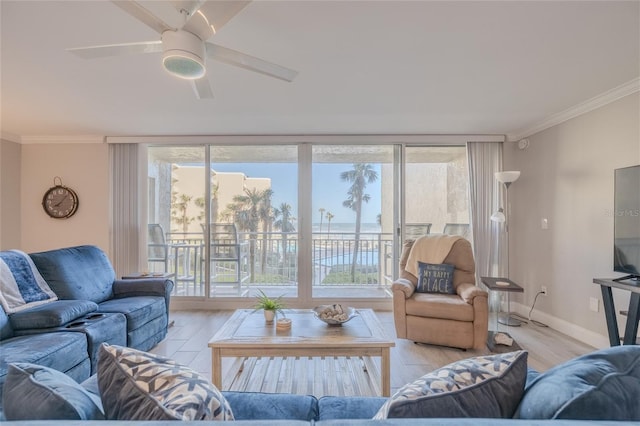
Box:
(151, 310, 596, 395)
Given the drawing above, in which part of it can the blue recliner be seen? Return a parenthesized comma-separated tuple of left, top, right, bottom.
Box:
(29, 245, 174, 352)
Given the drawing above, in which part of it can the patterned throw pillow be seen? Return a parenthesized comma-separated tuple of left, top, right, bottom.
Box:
(374, 351, 528, 419)
(97, 344, 234, 421)
(416, 262, 455, 294)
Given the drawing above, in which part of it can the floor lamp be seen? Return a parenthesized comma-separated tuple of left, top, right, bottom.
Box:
(490, 171, 521, 326)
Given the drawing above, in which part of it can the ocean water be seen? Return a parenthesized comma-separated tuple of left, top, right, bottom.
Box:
(312, 222, 381, 233)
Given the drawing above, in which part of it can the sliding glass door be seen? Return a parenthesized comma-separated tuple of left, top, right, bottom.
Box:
(146, 142, 470, 305)
(311, 145, 395, 299)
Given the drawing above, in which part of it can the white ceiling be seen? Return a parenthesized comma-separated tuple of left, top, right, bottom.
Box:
(1, 1, 638, 141)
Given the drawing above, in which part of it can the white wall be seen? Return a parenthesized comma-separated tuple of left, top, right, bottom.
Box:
(505, 92, 640, 348)
(20, 143, 110, 253)
(0, 139, 22, 250)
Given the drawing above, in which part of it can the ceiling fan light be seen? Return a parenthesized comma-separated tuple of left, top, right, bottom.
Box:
(161, 30, 206, 80)
(163, 51, 205, 79)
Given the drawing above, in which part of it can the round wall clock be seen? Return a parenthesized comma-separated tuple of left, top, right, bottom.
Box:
(42, 177, 79, 219)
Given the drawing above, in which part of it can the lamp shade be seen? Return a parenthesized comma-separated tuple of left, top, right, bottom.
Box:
(491, 208, 506, 223)
(495, 171, 520, 184)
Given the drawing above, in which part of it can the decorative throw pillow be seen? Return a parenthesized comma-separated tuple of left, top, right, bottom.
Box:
(515, 345, 640, 420)
(373, 350, 528, 419)
(3, 363, 104, 420)
(97, 344, 234, 421)
(416, 262, 455, 294)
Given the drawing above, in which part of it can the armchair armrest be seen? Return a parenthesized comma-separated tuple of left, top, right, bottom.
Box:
(456, 282, 488, 304)
(392, 278, 416, 299)
(113, 278, 174, 299)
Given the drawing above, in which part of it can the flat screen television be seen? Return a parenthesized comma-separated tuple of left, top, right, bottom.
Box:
(613, 165, 640, 280)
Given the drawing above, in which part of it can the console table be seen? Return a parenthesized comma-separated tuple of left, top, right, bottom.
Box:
(593, 278, 640, 346)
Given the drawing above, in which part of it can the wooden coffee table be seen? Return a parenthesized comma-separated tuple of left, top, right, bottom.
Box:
(208, 308, 395, 396)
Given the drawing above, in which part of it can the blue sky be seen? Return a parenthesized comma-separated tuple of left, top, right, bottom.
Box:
(211, 162, 382, 224)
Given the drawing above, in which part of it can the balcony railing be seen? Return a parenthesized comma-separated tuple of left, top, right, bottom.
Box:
(156, 230, 394, 297)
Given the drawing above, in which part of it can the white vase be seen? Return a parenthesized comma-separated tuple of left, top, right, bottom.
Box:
(264, 310, 275, 323)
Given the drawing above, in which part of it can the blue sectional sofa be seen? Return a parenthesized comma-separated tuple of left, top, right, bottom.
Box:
(1, 341, 638, 424)
(0, 245, 173, 413)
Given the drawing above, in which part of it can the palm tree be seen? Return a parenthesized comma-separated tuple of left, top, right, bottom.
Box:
(318, 207, 325, 233)
(258, 189, 274, 274)
(325, 211, 334, 233)
(226, 188, 271, 281)
(273, 202, 296, 278)
(171, 193, 194, 233)
(341, 163, 378, 281)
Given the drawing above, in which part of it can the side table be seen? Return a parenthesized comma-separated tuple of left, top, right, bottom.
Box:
(481, 277, 525, 327)
(593, 278, 639, 346)
(122, 272, 174, 280)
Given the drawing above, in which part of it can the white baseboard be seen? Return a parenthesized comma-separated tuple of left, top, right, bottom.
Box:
(511, 302, 610, 349)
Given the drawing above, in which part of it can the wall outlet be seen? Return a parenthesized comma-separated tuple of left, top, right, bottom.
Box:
(589, 297, 599, 312)
(541, 286, 548, 295)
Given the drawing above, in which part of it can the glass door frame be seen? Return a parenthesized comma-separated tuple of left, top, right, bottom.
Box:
(137, 135, 488, 311)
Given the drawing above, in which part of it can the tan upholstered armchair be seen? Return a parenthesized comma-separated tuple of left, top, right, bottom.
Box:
(392, 236, 488, 350)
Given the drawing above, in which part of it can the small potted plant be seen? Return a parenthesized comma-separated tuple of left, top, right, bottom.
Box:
(254, 289, 286, 323)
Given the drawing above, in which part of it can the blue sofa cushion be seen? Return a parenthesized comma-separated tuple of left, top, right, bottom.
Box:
(9, 300, 98, 330)
(97, 296, 165, 331)
(30, 245, 116, 303)
(98, 344, 234, 421)
(515, 345, 640, 420)
(0, 331, 88, 379)
(318, 396, 387, 420)
(223, 391, 319, 421)
(2, 363, 104, 420)
(374, 350, 528, 419)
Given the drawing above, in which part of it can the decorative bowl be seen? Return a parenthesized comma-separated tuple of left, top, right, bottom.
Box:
(312, 304, 358, 325)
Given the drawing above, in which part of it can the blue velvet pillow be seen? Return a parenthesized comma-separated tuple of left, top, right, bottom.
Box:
(515, 345, 640, 420)
(416, 262, 455, 294)
(374, 351, 528, 419)
(2, 363, 104, 420)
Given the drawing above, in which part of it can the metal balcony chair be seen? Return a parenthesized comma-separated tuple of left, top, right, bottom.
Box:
(442, 223, 470, 239)
(201, 223, 249, 296)
(147, 223, 170, 272)
(405, 223, 432, 240)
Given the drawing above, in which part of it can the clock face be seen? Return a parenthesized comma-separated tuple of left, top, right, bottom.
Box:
(42, 185, 79, 219)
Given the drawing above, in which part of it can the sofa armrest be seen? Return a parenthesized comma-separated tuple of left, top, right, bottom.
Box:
(113, 278, 174, 300)
(456, 282, 488, 304)
(391, 278, 415, 299)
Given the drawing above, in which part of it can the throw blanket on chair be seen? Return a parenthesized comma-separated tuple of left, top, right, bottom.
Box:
(0, 249, 58, 313)
(405, 235, 462, 278)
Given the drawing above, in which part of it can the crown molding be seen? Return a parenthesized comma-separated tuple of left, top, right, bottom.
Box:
(19, 135, 105, 144)
(507, 77, 640, 142)
(1, 131, 22, 143)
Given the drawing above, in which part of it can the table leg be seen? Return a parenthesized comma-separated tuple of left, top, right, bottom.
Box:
(211, 348, 222, 389)
(622, 292, 640, 345)
(498, 292, 522, 327)
(600, 285, 620, 346)
(381, 348, 391, 397)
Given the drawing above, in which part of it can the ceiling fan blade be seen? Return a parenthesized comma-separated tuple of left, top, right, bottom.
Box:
(191, 77, 214, 99)
(205, 43, 298, 82)
(182, 1, 251, 41)
(67, 41, 163, 59)
(111, 0, 174, 34)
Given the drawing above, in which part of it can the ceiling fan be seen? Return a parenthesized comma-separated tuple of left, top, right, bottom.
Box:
(67, 0, 298, 99)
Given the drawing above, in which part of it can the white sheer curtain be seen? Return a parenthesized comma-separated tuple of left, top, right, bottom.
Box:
(467, 142, 505, 282)
(109, 143, 141, 277)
